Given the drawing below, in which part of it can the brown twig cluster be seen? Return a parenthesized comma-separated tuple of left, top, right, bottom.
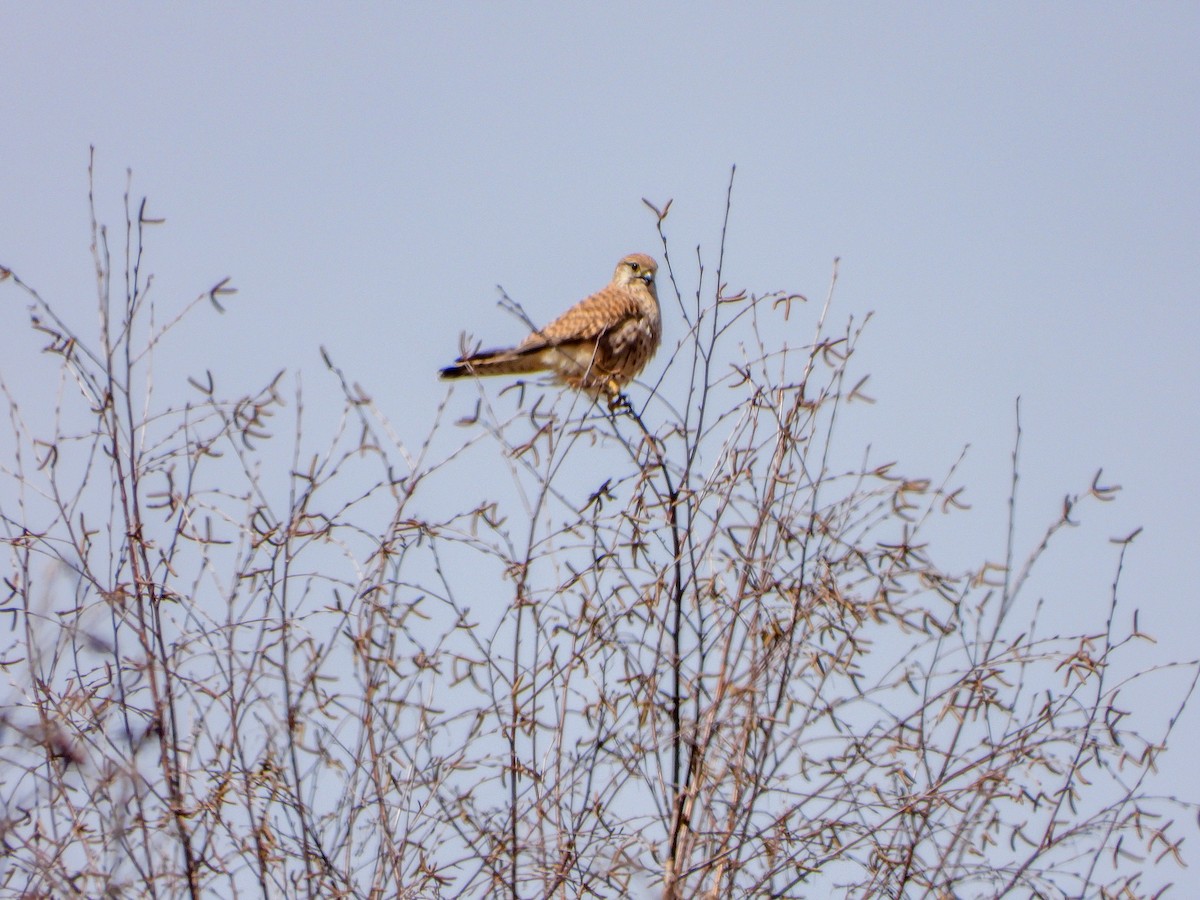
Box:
(0, 162, 1194, 898)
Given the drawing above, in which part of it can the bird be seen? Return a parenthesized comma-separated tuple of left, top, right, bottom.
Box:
(439, 253, 662, 396)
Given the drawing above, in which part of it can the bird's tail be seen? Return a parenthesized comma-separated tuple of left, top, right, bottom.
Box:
(439, 346, 553, 380)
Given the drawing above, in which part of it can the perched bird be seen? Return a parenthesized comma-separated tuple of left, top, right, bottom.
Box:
(440, 253, 662, 396)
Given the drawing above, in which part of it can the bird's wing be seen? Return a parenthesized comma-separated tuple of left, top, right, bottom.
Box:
(517, 285, 641, 351)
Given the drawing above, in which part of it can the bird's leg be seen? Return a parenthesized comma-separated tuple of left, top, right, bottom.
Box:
(605, 381, 633, 414)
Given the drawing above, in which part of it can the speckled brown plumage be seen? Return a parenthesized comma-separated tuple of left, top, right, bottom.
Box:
(440, 253, 662, 394)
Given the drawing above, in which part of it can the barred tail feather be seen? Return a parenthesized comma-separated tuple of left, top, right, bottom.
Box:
(439, 346, 553, 380)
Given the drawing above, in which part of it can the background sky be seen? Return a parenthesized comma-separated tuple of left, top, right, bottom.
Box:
(3, 1, 1198, 873)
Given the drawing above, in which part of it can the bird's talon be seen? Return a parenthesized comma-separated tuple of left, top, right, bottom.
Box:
(606, 386, 632, 414)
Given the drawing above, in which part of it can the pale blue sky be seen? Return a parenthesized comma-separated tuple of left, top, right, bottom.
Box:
(3, 0, 1198, 865)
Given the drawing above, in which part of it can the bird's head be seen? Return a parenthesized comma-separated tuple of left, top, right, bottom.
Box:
(615, 253, 658, 290)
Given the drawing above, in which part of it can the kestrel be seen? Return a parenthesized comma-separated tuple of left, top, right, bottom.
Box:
(440, 253, 662, 395)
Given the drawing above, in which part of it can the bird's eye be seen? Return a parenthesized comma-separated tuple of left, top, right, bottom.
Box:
(629, 262, 639, 272)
